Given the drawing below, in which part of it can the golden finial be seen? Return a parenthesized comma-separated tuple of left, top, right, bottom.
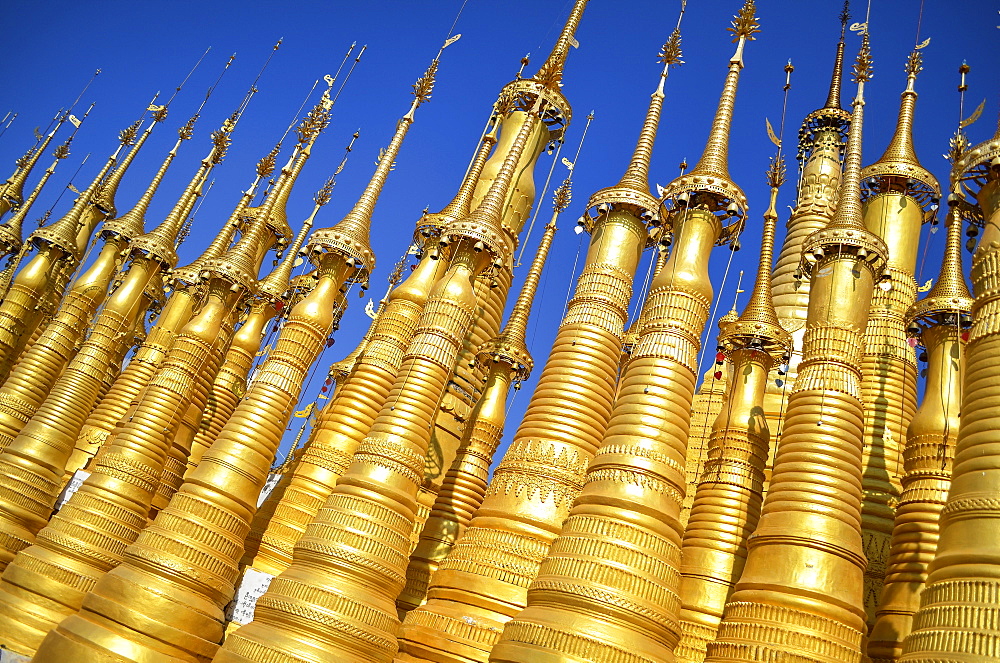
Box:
(728, 0, 761, 43)
(0, 139, 72, 252)
(822, 32, 871, 234)
(307, 51, 441, 289)
(553, 179, 572, 212)
(853, 30, 873, 83)
(28, 125, 128, 259)
(946, 63, 978, 164)
(824, 0, 850, 110)
(101, 129, 185, 243)
(661, 0, 755, 240)
(616, 10, 684, 193)
(0, 109, 70, 213)
(721, 65, 792, 358)
(132, 103, 246, 270)
(0, 101, 92, 252)
(257, 141, 281, 178)
(258, 177, 331, 301)
(532, 0, 588, 88)
(204, 101, 326, 294)
(411, 59, 439, 108)
(860, 41, 940, 210)
(801, 29, 888, 279)
(313, 174, 337, 208)
(906, 204, 972, 333)
(421, 120, 498, 238)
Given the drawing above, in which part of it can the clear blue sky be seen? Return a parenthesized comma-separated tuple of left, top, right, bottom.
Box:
(3, 0, 999, 465)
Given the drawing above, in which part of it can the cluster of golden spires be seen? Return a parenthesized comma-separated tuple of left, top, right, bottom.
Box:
(0, 1, 997, 662)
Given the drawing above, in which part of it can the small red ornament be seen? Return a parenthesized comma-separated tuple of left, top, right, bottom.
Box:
(713, 370, 723, 380)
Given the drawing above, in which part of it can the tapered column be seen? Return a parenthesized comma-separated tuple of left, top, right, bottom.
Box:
(898, 130, 1000, 663)
(0, 128, 182, 453)
(676, 170, 791, 663)
(868, 204, 970, 662)
(857, 51, 939, 625)
(240, 126, 498, 577)
(220, 70, 551, 663)
(399, 209, 560, 614)
(706, 34, 884, 663)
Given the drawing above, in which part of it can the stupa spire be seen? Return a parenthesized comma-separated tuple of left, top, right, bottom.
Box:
(737, 157, 785, 329)
(101, 114, 194, 244)
(533, 0, 588, 88)
(170, 143, 278, 287)
(429, 120, 498, 227)
(27, 127, 127, 259)
(497, 185, 563, 347)
(825, 30, 871, 232)
(705, 33, 889, 663)
(310, 55, 439, 287)
(617, 25, 681, 191)
(183, 176, 338, 475)
(688, 0, 759, 183)
(675, 87, 793, 659)
(130, 108, 236, 268)
(824, 1, 850, 110)
(0, 120, 84, 257)
(0, 109, 69, 216)
(257, 175, 332, 299)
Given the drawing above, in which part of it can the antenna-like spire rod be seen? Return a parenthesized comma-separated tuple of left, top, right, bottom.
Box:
(329, 44, 366, 108)
(162, 46, 211, 110)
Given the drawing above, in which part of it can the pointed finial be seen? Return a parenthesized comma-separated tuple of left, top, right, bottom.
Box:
(906, 204, 972, 333)
(617, 18, 684, 192)
(420, 120, 498, 239)
(97, 50, 232, 217)
(533, 0, 588, 88)
(92, 107, 159, 218)
(130, 106, 244, 269)
(825, 1, 850, 110)
(661, 0, 755, 240)
(0, 137, 74, 252)
(800, 29, 888, 281)
(861, 45, 940, 208)
(308, 53, 441, 287)
(27, 125, 129, 259)
(258, 175, 333, 301)
(101, 128, 186, 243)
(720, 67, 792, 359)
(0, 109, 70, 213)
(477, 218, 558, 383)
(824, 31, 871, 234)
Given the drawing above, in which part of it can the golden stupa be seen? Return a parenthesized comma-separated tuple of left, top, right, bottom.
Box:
(0, 1, 996, 662)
